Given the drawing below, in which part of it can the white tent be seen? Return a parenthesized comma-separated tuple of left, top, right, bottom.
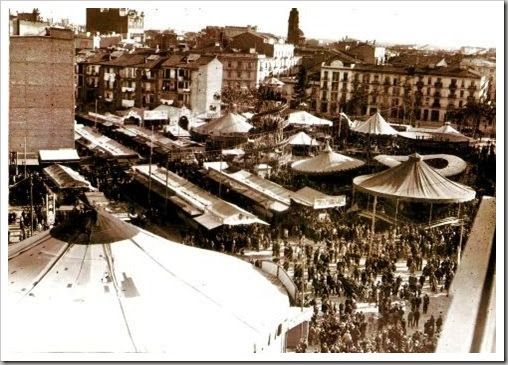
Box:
(263, 77, 285, 87)
(352, 112, 398, 135)
(374, 154, 468, 177)
(291, 142, 365, 174)
(194, 112, 253, 136)
(7, 209, 310, 356)
(286, 131, 320, 146)
(286, 111, 332, 127)
(434, 122, 465, 136)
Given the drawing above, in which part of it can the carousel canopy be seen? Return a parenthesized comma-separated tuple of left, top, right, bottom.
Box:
(374, 154, 467, 177)
(193, 112, 253, 136)
(352, 112, 398, 136)
(286, 131, 320, 146)
(286, 111, 333, 127)
(353, 153, 476, 203)
(7, 209, 299, 355)
(291, 143, 365, 174)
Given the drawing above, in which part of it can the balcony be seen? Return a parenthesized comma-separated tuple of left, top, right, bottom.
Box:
(434, 81, 443, 89)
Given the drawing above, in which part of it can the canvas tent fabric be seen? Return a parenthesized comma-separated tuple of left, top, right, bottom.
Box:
(193, 112, 253, 136)
(286, 131, 321, 146)
(39, 148, 80, 163)
(7, 211, 305, 355)
(291, 187, 346, 209)
(433, 122, 464, 136)
(132, 165, 267, 229)
(291, 143, 365, 174)
(374, 154, 467, 177)
(352, 112, 399, 135)
(353, 153, 476, 203)
(43, 164, 95, 191)
(263, 77, 284, 86)
(286, 111, 333, 127)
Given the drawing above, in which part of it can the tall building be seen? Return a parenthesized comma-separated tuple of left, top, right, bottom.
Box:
(86, 8, 145, 43)
(287, 8, 304, 45)
(9, 28, 75, 156)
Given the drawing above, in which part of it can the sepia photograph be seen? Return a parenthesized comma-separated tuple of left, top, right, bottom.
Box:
(1, 1, 503, 361)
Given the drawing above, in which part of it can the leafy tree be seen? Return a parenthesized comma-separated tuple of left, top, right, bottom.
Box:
(294, 65, 309, 105)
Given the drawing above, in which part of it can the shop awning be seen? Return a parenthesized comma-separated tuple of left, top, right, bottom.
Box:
(39, 149, 80, 163)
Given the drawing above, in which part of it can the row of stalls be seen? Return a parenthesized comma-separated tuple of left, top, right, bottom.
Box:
(201, 161, 346, 236)
(130, 164, 267, 231)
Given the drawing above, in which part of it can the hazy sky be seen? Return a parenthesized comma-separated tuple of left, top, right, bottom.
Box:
(8, 1, 503, 49)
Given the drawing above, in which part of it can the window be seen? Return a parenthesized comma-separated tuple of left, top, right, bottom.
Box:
(393, 78, 398, 85)
(343, 72, 348, 81)
(323, 71, 329, 80)
(460, 90, 464, 98)
(459, 100, 463, 107)
(428, 77, 432, 85)
(332, 72, 339, 81)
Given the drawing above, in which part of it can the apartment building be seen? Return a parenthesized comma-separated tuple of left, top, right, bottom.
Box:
(10, 28, 75, 155)
(77, 51, 222, 117)
(316, 59, 488, 124)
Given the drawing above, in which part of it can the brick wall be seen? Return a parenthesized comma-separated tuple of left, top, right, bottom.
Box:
(9, 35, 75, 154)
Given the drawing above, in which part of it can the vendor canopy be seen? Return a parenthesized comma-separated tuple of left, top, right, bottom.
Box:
(291, 187, 346, 209)
(193, 112, 253, 136)
(374, 154, 467, 177)
(353, 153, 476, 203)
(352, 112, 398, 135)
(291, 143, 365, 174)
(286, 131, 320, 146)
(263, 77, 284, 86)
(43, 164, 95, 190)
(286, 111, 333, 127)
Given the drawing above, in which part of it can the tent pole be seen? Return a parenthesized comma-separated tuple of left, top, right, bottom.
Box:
(457, 203, 463, 266)
(428, 203, 433, 229)
(370, 195, 377, 255)
(352, 185, 355, 207)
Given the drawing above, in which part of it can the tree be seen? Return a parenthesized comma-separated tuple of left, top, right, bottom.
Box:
(220, 83, 259, 112)
(294, 65, 309, 105)
(449, 99, 495, 138)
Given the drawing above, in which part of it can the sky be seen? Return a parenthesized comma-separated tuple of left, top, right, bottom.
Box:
(7, 1, 504, 50)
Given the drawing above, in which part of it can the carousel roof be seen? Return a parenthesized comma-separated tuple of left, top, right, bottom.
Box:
(352, 112, 399, 136)
(374, 153, 468, 177)
(7, 209, 295, 355)
(354, 153, 476, 203)
(193, 112, 253, 136)
(286, 131, 320, 146)
(291, 143, 365, 174)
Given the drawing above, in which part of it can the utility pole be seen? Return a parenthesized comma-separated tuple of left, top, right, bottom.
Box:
(24, 136, 27, 179)
(29, 174, 34, 237)
(148, 124, 154, 208)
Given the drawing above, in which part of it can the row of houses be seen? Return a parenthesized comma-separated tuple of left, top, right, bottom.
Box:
(76, 30, 302, 116)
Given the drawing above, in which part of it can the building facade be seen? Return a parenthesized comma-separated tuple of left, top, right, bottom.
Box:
(86, 8, 145, 43)
(77, 51, 222, 117)
(316, 60, 488, 124)
(10, 28, 75, 155)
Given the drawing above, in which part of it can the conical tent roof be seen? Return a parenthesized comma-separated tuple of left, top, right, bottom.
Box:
(434, 122, 464, 136)
(263, 77, 284, 86)
(353, 112, 398, 135)
(353, 153, 476, 203)
(374, 153, 467, 177)
(286, 111, 333, 127)
(194, 112, 253, 135)
(7, 209, 296, 355)
(291, 142, 365, 174)
(286, 131, 320, 146)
